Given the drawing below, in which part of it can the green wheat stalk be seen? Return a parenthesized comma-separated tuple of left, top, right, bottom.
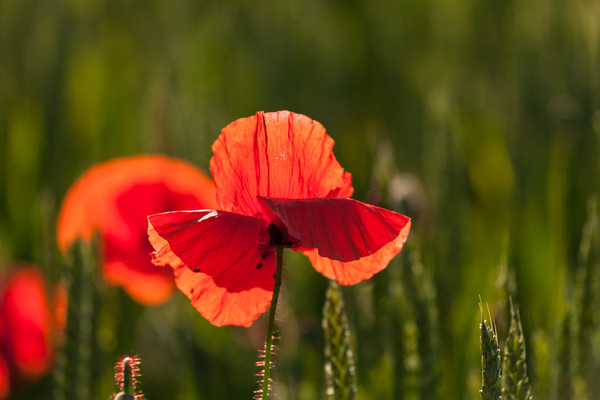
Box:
(502, 299, 532, 400)
(480, 301, 502, 400)
(52, 239, 98, 400)
(322, 280, 357, 400)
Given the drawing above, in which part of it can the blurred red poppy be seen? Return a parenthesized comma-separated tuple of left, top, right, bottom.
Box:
(57, 155, 217, 305)
(148, 111, 411, 327)
(0, 266, 53, 398)
(0, 358, 8, 399)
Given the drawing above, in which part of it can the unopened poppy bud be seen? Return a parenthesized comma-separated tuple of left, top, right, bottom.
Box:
(111, 355, 144, 400)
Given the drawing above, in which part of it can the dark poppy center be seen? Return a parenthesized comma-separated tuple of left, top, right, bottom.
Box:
(267, 222, 284, 244)
(267, 222, 299, 247)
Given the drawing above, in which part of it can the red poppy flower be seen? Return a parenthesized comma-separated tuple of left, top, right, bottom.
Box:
(148, 111, 411, 327)
(0, 358, 8, 399)
(57, 155, 217, 305)
(0, 266, 53, 398)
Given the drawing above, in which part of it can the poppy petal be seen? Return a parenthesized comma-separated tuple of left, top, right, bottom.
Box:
(56, 155, 217, 305)
(210, 111, 352, 220)
(148, 210, 276, 326)
(259, 197, 411, 262)
(326, 171, 354, 198)
(104, 260, 174, 305)
(170, 261, 273, 327)
(302, 220, 411, 285)
(0, 267, 52, 378)
(57, 155, 217, 252)
(0, 357, 8, 399)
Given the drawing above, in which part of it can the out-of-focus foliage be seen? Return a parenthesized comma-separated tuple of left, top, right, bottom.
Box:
(322, 280, 356, 400)
(1, 0, 599, 398)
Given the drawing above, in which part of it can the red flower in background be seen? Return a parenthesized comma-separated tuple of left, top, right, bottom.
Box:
(148, 111, 411, 327)
(57, 155, 217, 305)
(0, 266, 53, 398)
(0, 359, 8, 400)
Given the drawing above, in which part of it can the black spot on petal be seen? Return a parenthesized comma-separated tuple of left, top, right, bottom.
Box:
(261, 253, 267, 259)
(193, 269, 201, 273)
(272, 273, 276, 279)
(190, 288, 194, 294)
(256, 263, 263, 269)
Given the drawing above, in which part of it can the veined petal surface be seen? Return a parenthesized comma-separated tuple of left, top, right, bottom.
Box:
(259, 197, 410, 262)
(148, 210, 276, 326)
(210, 111, 353, 220)
(302, 220, 411, 285)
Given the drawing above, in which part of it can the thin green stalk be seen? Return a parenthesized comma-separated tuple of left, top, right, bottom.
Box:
(261, 245, 284, 400)
(113, 355, 143, 400)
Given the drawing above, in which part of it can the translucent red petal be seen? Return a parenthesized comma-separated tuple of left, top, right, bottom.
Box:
(302, 220, 411, 285)
(210, 111, 353, 221)
(259, 197, 411, 262)
(148, 210, 276, 326)
(170, 262, 273, 327)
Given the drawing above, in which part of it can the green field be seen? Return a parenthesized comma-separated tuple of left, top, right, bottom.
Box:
(1, 0, 599, 398)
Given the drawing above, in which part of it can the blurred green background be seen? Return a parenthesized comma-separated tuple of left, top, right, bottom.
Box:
(1, 0, 599, 398)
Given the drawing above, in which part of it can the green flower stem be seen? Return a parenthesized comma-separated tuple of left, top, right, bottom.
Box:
(123, 357, 133, 393)
(262, 245, 284, 400)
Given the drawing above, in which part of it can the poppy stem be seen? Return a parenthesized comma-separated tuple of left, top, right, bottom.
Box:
(262, 245, 284, 400)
